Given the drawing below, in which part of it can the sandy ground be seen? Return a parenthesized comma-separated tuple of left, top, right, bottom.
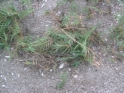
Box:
(0, 50, 124, 93)
(0, 0, 124, 93)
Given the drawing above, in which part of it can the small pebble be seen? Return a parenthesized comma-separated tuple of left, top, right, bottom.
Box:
(73, 75, 78, 78)
(5, 56, 10, 58)
(2, 85, 6, 88)
(11, 73, 14, 75)
(59, 63, 65, 69)
(24, 68, 27, 70)
(68, 68, 71, 72)
(117, 14, 121, 17)
(50, 69, 52, 72)
(18, 74, 20, 77)
(41, 73, 44, 77)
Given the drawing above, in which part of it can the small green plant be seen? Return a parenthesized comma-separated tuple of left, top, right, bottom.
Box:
(62, 12, 81, 27)
(48, 27, 96, 65)
(69, 2, 78, 12)
(20, 2, 103, 67)
(0, 0, 33, 49)
(113, 15, 124, 50)
(15, 35, 51, 54)
(0, 0, 100, 68)
(18, 11, 101, 67)
(118, 0, 124, 3)
(56, 73, 67, 89)
(46, 8, 104, 66)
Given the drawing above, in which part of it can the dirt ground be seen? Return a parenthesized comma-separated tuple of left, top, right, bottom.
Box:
(0, 0, 124, 93)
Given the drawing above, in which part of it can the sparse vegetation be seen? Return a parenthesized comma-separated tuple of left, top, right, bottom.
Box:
(0, 0, 33, 49)
(0, 0, 124, 69)
(0, 0, 124, 92)
(113, 15, 124, 50)
(56, 73, 67, 89)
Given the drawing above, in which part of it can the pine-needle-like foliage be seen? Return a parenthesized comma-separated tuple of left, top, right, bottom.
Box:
(48, 27, 96, 66)
(0, 1, 33, 48)
(16, 35, 52, 54)
(113, 15, 124, 50)
(44, 0, 104, 66)
(13, 0, 103, 68)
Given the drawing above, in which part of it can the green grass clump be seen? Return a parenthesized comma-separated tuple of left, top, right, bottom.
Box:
(48, 27, 96, 66)
(16, 26, 98, 66)
(3, 0, 102, 68)
(118, 0, 124, 3)
(113, 15, 124, 50)
(0, 1, 33, 49)
(16, 11, 100, 66)
(44, 9, 103, 66)
(56, 73, 67, 89)
(17, 3, 102, 67)
(15, 35, 51, 55)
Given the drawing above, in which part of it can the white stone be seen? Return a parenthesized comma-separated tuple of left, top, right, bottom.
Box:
(68, 68, 71, 71)
(50, 69, 52, 72)
(2, 85, 6, 88)
(18, 74, 20, 77)
(41, 73, 44, 76)
(73, 75, 78, 78)
(117, 14, 121, 17)
(11, 73, 14, 75)
(5, 56, 10, 58)
(59, 63, 65, 69)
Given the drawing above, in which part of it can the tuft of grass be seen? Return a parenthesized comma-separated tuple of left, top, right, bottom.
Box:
(113, 15, 124, 50)
(44, 8, 103, 66)
(16, 10, 101, 67)
(56, 73, 67, 89)
(8, 0, 103, 68)
(0, 0, 33, 49)
(61, 12, 81, 27)
(118, 0, 124, 3)
(17, 1, 103, 67)
(48, 27, 96, 66)
(14, 35, 52, 56)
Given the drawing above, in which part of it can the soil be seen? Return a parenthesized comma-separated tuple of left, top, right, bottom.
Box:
(0, 0, 124, 93)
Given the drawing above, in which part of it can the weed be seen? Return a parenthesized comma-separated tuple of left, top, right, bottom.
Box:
(56, 73, 67, 89)
(0, 0, 103, 69)
(61, 12, 81, 27)
(118, 0, 124, 3)
(14, 35, 52, 56)
(44, 10, 51, 15)
(48, 27, 96, 65)
(17, 10, 101, 67)
(44, 6, 103, 66)
(69, 2, 78, 12)
(113, 15, 124, 50)
(16, 0, 103, 67)
(0, 0, 33, 49)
